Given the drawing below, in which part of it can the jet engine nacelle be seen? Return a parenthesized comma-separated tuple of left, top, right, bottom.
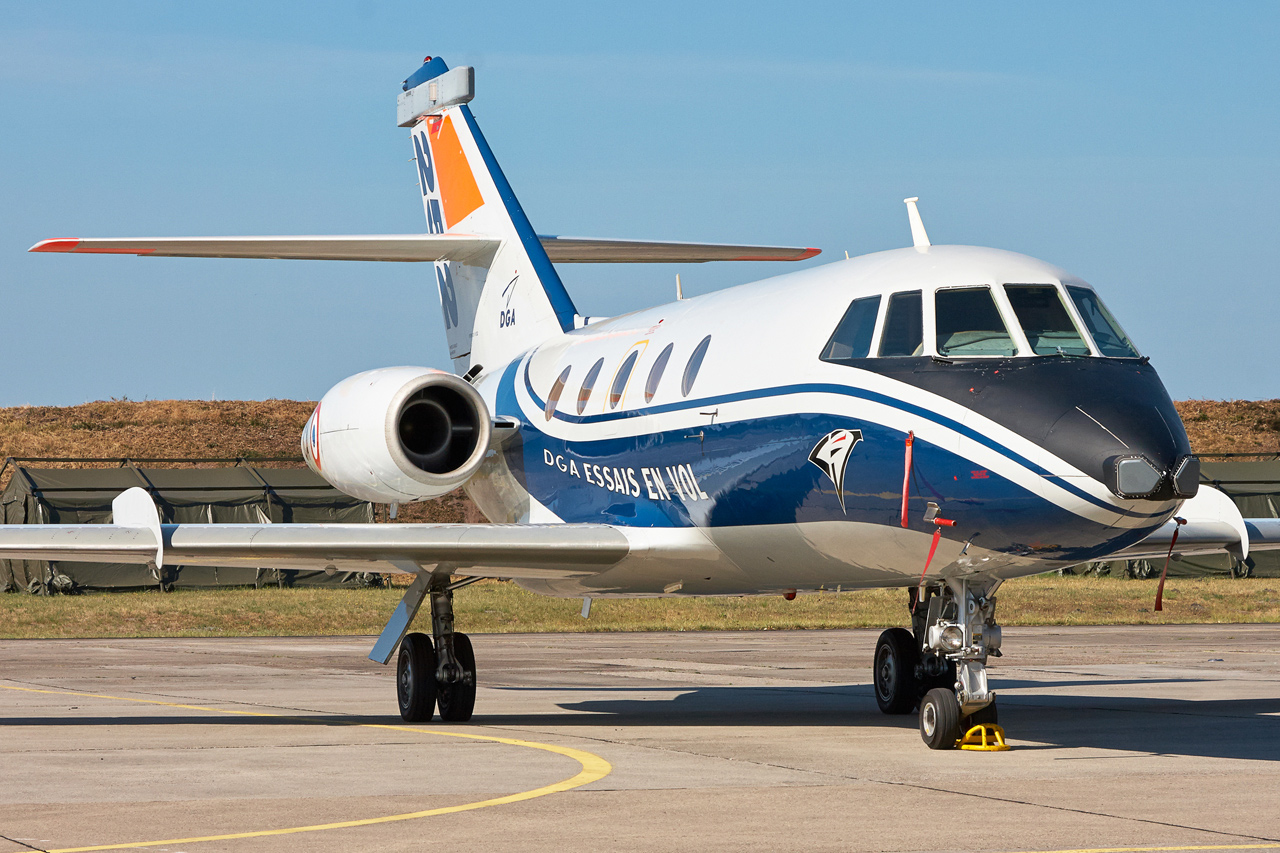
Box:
(301, 366, 491, 504)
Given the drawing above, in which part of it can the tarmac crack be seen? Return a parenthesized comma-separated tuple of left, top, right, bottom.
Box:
(0, 834, 50, 853)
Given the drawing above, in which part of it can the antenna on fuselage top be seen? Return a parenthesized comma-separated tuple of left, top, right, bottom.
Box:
(676, 273, 685, 300)
(904, 197, 931, 251)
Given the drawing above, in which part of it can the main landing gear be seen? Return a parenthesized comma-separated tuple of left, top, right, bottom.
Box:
(873, 576, 1003, 750)
(395, 580, 477, 723)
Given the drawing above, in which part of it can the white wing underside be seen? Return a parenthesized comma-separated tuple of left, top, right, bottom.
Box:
(29, 235, 821, 264)
(0, 519, 630, 579)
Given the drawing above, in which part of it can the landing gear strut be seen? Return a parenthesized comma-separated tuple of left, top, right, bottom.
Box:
(386, 574, 477, 723)
(876, 576, 1003, 749)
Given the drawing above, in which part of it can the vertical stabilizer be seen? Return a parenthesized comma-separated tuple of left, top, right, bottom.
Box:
(400, 57, 577, 375)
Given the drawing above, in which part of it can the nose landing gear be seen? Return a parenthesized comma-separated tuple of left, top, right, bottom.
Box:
(875, 575, 1005, 750)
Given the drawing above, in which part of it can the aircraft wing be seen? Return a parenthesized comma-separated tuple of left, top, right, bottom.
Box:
(0, 489, 628, 579)
(1109, 485, 1280, 561)
(30, 235, 819, 264)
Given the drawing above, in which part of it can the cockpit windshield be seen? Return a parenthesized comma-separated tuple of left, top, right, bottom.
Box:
(1003, 285, 1090, 355)
(934, 287, 1017, 357)
(820, 280, 1141, 364)
(1065, 285, 1140, 358)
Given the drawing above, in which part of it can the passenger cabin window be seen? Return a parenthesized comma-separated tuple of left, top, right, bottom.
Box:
(577, 358, 604, 414)
(820, 295, 881, 362)
(934, 287, 1017, 357)
(545, 365, 571, 421)
(878, 291, 923, 357)
(682, 335, 712, 396)
(645, 343, 674, 403)
(609, 350, 640, 409)
(1066, 286, 1140, 358)
(1003, 285, 1090, 355)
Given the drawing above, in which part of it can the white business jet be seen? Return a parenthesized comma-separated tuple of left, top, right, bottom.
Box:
(8, 56, 1278, 749)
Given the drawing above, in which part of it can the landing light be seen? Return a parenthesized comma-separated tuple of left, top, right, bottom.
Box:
(1173, 456, 1200, 499)
(1113, 456, 1163, 499)
(940, 624, 964, 651)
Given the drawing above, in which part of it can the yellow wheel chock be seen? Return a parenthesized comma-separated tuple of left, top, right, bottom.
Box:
(956, 724, 1010, 751)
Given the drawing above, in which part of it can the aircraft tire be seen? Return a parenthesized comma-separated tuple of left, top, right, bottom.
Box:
(398, 632, 437, 722)
(919, 687, 961, 749)
(873, 627, 919, 715)
(436, 632, 477, 722)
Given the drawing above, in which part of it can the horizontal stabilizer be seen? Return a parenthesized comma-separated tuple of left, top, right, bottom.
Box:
(536, 236, 820, 263)
(30, 235, 500, 264)
(31, 235, 819, 264)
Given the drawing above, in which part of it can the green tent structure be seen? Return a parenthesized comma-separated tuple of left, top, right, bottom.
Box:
(1, 459, 378, 593)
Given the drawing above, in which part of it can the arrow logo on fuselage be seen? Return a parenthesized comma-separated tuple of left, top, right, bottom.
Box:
(809, 428, 863, 514)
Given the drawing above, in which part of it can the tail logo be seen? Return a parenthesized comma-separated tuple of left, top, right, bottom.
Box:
(499, 274, 518, 328)
(809, 428, 863, 513)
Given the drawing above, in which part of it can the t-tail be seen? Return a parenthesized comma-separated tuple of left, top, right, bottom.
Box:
(400, 56, 578, 376)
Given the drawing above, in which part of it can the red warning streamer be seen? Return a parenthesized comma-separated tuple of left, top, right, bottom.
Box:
(916, 516, 956, 594)
(900, 431, 914, 528)
(1154, 516, 1187, 612)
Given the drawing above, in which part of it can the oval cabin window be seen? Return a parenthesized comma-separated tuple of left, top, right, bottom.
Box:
(544, 365, 571, 421)
(577, 358, 604, 415)
(681, 335, 712, 397)
(609, 350, 640, 409)
(645, 343, 674, 403)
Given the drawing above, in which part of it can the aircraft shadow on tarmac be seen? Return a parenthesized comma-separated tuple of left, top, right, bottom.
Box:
(479, 677, 1280, 762)
(7, 677, 1276, 762)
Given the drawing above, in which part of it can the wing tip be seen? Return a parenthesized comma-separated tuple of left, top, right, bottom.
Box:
(29, 239, 154, 255)
(29, 238, 80, 253)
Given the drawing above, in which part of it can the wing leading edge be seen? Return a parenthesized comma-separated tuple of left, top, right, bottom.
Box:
(0, 489, 629, 579)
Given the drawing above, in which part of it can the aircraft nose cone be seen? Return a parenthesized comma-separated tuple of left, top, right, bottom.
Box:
(872, 358, 1197, 501)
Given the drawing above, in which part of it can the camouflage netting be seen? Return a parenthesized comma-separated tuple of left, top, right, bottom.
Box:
(1, 465, 379, 593)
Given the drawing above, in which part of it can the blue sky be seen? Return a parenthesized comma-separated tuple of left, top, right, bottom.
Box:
(1, 2, 1277, 404)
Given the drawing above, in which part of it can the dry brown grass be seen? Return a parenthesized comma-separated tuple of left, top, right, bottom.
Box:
(1176, 399, 1280, 455)
(1, 576, 1277, 639)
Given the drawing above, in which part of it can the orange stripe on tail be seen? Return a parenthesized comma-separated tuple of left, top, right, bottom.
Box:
(429, 114, 484, 229)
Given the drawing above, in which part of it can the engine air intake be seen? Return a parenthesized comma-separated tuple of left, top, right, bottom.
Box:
(398, 386, 481, 474)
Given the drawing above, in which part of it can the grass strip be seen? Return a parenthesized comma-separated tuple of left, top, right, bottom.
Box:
(2, 577, 1279, 639)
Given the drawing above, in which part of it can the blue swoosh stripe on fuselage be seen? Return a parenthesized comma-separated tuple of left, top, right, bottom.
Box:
(497, 361, 1167, 562)
(517, 357, 1166, 521)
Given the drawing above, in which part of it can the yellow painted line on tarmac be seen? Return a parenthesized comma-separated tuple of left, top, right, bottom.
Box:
(1003, 840, 1280, 845)
(1, 683, 612, 852)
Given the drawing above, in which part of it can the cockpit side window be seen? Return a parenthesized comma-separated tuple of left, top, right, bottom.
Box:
(935, 287, 1017, 357)
(878, 290, 924, 357)
(820, 295, 881, 363)
(1003, 285, 1090, 355)
(1065, 286, 1140, 358)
